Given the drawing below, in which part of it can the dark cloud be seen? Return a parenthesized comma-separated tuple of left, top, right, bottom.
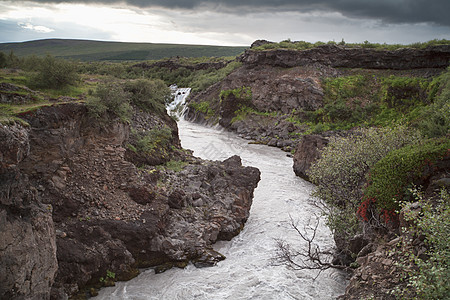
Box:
(5, 0, 450, 26)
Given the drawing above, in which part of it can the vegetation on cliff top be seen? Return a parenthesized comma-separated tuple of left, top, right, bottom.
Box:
(252, 38, 450, 51)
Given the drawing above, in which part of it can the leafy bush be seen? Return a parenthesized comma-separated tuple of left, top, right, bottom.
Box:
(219, 86, 252, 102)
(29, 55, 79, 89)
(133, 127, 172, 154)
(164, 160, 188, 172)
(188, 101, 210, 114)
(124, 79, 171, 114)
(87, 81, 132, 123)
(0, 52, 6, 68)
(364, 138, 450, 211)
(415, 67, 450, 138)
(381, 76, 433, 109)
(308, 126, 421, 241)
(395, 188, 450, 299)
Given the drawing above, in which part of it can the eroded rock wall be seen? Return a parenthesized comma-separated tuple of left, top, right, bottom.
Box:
(0, 102, 260, 299)
(0, 123, 58, 300)
(241, 44, 450, 69)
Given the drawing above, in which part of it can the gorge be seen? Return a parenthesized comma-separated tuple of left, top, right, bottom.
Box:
(93, 113, 348, 299)
(1, 39, 449, 299)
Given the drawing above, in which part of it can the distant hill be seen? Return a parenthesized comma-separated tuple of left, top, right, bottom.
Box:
(0, 39, 248, 61)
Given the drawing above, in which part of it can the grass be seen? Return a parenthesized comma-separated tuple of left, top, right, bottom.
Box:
(252, 39, 450, 51)
(0, 39, 247, 61)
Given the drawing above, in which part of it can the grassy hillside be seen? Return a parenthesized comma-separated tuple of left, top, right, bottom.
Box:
(0, 39, 248, 61)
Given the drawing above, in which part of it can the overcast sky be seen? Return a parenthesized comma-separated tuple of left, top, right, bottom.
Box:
(0, 0, 449, 46)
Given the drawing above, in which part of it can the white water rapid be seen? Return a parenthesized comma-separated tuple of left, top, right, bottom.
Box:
(94, 89, 347, 300)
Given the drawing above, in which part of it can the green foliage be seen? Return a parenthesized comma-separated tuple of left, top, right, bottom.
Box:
(124, 79, 171, 114)
(364, 139, 450, 211)
(164, 160, 188, 172)
(188, 101, 210, 114)
(308, 126, 421, 239)
(396, 189, 450, 299)
(99, 270, 116, 283)
(191, 61, 242, 93)
(381, 76, 432, 109)
(86, 81, 132, 123)
(28, 55, 79, 89)
(139, 60, 242, 94)
(133, 127, 173, 154)
(307, 73, 443, 133)
(252, 39, 450, 51)
(219, 86, 252, 102)
(106, 270, 115, 279)
(415, 67, 450, 138)
(0, 52, 6, 68)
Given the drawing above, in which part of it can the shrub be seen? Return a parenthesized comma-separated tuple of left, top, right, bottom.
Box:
(124, 79, 171, 114)
(395, 188, 450, 299)
(188, 101, 210, 114)
(219, 86, 252, 102)
(381, 76, 432, 109)
(318, 75, 381, 127)
(0, 52, 6, 68)
(416, 67, 450, 138)
(133, 127, 173, 154)
(308, 126, 421, 241)
(29, 55, 79, 89)
(364, 138, 450, 212)
(87, 81, 132, 123)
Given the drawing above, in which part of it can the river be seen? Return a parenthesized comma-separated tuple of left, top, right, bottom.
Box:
(94, 91, 347, 299)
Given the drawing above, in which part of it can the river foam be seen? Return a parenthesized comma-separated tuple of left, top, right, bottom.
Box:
(94, 116, 347, 300)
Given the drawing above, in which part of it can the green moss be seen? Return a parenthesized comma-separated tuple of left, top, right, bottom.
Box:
(364, 138, 450, 211)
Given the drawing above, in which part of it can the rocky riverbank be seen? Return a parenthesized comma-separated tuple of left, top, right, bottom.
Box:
(184, 42, 449, 156)
(0, 92, 260, 299)
(183, 40, 450, 299)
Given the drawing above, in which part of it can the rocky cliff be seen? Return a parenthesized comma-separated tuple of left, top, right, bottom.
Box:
(183, 42, 450, 299)
(185, 43, 450, 166)
(241, 44, 450, 69)
(0, 98, 260, 299)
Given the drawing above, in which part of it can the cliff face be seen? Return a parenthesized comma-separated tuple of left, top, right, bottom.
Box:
(186, 44, 450, 168)
(0, 124, 58, 300)
(0, 101, 260, 299)
(240, 44, 450, 69)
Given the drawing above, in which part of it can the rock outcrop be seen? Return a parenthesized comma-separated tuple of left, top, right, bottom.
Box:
(0, 101, 260, 299)
(185, 43, 450, 156)
(292, 134, 329, 180)
(240, 44, 450, 70)
(0, 123, 58, 300)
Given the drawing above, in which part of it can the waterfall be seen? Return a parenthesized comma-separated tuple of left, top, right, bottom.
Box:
(167, 85, 191, 117)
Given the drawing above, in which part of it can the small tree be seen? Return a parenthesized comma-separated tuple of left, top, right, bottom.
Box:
(29, 55, 79, 89)
(395, 188, 450, 299)
(124, 79, 171, 114)
(307, 126, 421, 258)
(87, 81, 132, 123)
(0, 52, 6, 68)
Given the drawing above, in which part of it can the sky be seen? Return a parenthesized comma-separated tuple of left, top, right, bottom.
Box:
(0, 0, 449, 46)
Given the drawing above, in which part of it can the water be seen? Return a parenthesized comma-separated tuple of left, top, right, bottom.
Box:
(94, 91, 347, 300)
(167, 87, 191, 114)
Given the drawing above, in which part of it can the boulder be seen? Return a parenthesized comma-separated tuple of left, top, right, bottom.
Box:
(292, 134, 329, 180)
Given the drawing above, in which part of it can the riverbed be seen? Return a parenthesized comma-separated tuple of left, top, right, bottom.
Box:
(94, 118, 347, 299)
